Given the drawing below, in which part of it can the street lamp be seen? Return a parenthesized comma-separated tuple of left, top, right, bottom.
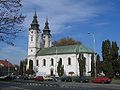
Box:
(88, 33, 97, 78)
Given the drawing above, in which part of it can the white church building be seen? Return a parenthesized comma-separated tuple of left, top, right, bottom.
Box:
(26, 12, 93, 77)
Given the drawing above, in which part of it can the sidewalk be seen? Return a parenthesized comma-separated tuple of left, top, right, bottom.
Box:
(111, 79, 120, 84)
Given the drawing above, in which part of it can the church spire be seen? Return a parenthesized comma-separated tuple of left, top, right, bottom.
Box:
(44, 16, 49, 30)
(30, 9, 39, 30)
(32, 9, 38, 23)
(43, 16, 50, 34)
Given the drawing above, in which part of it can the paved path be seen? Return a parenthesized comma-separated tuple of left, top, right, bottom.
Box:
(112, 80, 120, 84)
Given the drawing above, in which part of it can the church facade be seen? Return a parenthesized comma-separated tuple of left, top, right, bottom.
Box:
(26, 12, 93, 77)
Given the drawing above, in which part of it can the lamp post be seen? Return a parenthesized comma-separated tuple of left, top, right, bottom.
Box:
(55, 46, 57, 77)
(88, 33, 97, 78)
(7, 60, 9, 75)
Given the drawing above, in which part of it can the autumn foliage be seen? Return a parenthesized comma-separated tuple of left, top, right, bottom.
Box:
(52, 37, 81, 46)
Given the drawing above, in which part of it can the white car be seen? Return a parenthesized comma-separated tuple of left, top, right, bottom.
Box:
(43, 76, 54, 81)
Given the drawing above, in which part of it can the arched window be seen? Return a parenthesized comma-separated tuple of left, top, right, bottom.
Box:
(68, 57, 71, 65)
(43, 59, 46, 66)
(59, 58, 62, 65)
(31, 31, 33, 34)
(29, 60, 33, 69)
(51, 58, 54, 66)
(36, 60, 39, 66)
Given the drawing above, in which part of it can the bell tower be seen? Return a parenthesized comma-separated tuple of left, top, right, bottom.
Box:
(42, 17, 52, 48)
(27, 11, 41, 70)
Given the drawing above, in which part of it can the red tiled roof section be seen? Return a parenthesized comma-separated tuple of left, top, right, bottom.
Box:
(0, 60, 14, 67)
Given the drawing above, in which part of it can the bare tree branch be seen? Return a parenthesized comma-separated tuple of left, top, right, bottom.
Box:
(0, 0, 25, 45)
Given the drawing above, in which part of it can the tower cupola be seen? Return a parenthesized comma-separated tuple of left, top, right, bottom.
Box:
(43, 17, 51, 35)
(30, 10, 39, 30)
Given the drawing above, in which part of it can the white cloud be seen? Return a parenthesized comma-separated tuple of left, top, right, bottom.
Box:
(21, 0, 111, 34)
(95, 22, 110, 26)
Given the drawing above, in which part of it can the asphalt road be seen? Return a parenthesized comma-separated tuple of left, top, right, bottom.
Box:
(0, 81, 120, 90)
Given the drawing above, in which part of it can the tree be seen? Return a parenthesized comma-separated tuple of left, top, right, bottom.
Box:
(22, 59, 27, 75)
(0, 0, 25, 45)
(52, 37, 81, 46)
(111, 42, 119, 60)
(19, 60, 23, 76)
(96, 54, 102, 75)
(102, 40, 114, 78)
(78, 53, 85, 76)
(57, 59, 64, 77)
(111, 41, 119, 76)
(14, 64, 20, 75)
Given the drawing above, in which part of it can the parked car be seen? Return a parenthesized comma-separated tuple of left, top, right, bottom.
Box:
(0, 75, 13, 81)
(74, 76, 89, 83)
(92, 77, 112, 84)
(34, 76, 44, 81)
(60, 76, 72, 82)
(43, 76, 54, 81)
(53, 76, 60, 82)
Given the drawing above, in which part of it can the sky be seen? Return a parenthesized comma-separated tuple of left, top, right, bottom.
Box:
(0, 0, 120, 64)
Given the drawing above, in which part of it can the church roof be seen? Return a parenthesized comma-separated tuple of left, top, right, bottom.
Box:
(36, 44, 93, 56)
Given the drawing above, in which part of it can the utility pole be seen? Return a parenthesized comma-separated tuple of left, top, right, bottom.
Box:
(55, 46, 57, 77)
(7, 60, 9, 75)
(88, 33, 97, 78)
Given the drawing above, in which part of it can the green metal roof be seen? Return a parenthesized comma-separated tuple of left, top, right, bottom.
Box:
(36, 44, 93, 56)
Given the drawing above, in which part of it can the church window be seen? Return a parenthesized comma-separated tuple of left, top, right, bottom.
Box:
(43, 36, 46, 38)
(29, 60, 33, 69)
(51, 58, 54, 66)
(31, 36, 33, 41)
(31, 49, 33, 52)
(59, 58, 62, 65)
(68, 57, 71, 65)
(36, 60, 39, 66)
(43, 59, 46, 66)
(31, 31, 33, 33)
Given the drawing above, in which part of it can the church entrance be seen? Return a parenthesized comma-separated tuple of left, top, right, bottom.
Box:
(50, 69, 54, 76)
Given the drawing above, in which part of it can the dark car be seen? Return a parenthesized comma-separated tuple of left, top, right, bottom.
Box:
(92, 77, 112, 84)
(0, 75, 13, 81)
(34, 76, 44, 81)
(74, 76, 89, 83)
(61, 76, 72, 82)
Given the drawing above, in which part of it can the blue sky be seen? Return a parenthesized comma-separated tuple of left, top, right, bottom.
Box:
(0, 0, 120, 64)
